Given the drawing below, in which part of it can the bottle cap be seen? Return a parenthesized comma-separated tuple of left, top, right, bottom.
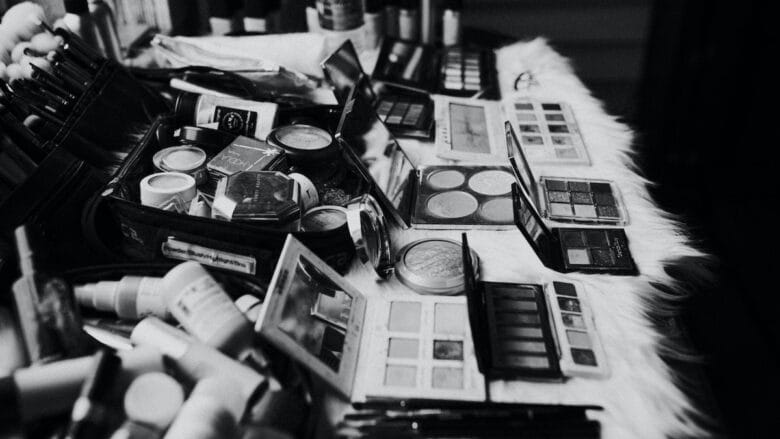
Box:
(124, 372, 184, 429)
(64, 0, 89, 14)
(174, 92, 200, 123)
(178, 125, 236, 149)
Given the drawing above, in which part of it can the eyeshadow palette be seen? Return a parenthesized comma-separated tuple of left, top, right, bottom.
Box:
(434, 96, 506, 163)
(322, 40, 434, 139)
(438, 46, 497, 97)
(504, 99, 591, 166)
(510, 182, 638, 275)
(505, 121, 628, 225)
(462, 234, 609, 380)
(256, 235, 487, 401)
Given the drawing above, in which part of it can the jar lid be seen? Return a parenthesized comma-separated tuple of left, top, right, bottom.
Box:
(177, 126, 236, 149)
(301, 205, 348, 232)
(395, 238, 480, 295)
(266, 124, 339, 163)
(153, 146, 207, 173)
(346, 194, 394, 279)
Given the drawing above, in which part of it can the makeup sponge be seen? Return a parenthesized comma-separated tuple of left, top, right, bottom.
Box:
(0, 2, 46, 41)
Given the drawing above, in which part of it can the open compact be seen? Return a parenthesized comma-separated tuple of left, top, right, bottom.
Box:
(395, 238, 480, 295)
(345, 194, 394, 278)
(505, 122, 628, 225)
(300, 206, 348, 232)
(212, 171, 301, 224)
(266, 124, 339, 164)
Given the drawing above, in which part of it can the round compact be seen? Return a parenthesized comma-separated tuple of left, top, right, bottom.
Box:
(300, 206, 348, 232)
(467, 170, 515, 196)
(140, 172, 197, 211)
(395, 238, 480, 295)
(426, 191, 479, 219)
(153, 146, 208, 185)
(267, 124, 338, 163)
(346, 194, 393, 278)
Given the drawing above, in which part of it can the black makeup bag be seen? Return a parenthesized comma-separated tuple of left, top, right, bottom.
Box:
(83, 114, 360, 278)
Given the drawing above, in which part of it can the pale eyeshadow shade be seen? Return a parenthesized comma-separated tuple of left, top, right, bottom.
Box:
(468, 170, 515, 196)
(499, 340, 547, 354)
(385, 365, 417, 387)
(562, 313, 586, 329)
(550, 202, 573, 216)
(478, 197, 514, 223)
(388, 301, 422, 333)
(503, 355, 550, 369)
(567, 248, 590, 265)
(434, 303, 466, 335)
(432, 367, 464, 389)
(427, 169, 465, 190)
(573, 204, 598, 218)
(388, 338, 420, 359)
(426, 191, 479, 218)
(566, 330, 592, 349)
(500, 326, 543, 338)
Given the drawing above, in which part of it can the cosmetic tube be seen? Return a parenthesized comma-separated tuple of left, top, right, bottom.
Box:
(88, 0, 121, 60)
(75, 276, 169, 320)
(364, 0, 385, 49)
(0, 346, 164, 424)
(442, 0, 462, 46)
(110, 372, 185, 439)
(306, 0, 321, 32)
(63, 349, 122, 439)
(175, 92, 278, 141)
(420, 0, 434, 43)
(164, 377, 243, 439)
(385, 0, 399, 38)
(130, 317, 268, 418)
(0, 307, 27, 374)
(398, 0, 419, 42)
(62, 0, 100, 52)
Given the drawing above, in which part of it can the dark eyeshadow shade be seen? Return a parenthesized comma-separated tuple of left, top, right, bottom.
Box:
(558, 298, 581, 313)
(571, 192, 593, 205)
(545, 113, 565, 121)
(594, 193, 616, 206)
(585, 231, 608, 247)
(520, 125, 540, 133)
(433, 340, 464, 360)
(562, 231, 586, 247)
(597, 206, 620, 218)
(515, 103, 534, 110)
(591, 248, 614, 266)
(497, 313, 541, 325)
(548, 191, 571, 203)
(548, 124, 569, 133)
(553, 282, 577, 297)
(589, 182, 612, 193)
(568, 181, 590, 192)
(490, 285, 537, 300)
(542, 103, 562, 111)
(571, 348, 598, 366)
(546, 179, 568, 191)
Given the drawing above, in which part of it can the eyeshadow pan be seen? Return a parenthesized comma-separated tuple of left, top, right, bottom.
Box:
(468, 170, 515, 195)
(545, 113, 565, 121)
(548, 191, 570, 203)
(389, 301, 422, 332)
(489, 285, 537, 299)
(566, 248, 590, 265)
(571, 348, 598, 366)
(519, 125, 540, 133)
(501, 355, 550, 369)
(561, 313, 586, 329)
(591, 248, 614, 266)
(432, 367, 464, 389)
(585, 231, 608, 247)
(427, 169, 465, 189)
(522, 135, 544, 145)
(478, 198, 514, 223)
(388, 338, 419, 359)
(516, 113, 537, 121)
(553, 282, 577, 297)
(566, 330, 592, 348)
(571, 192, 592, 204)
(550, 203, 573, 216)
(495, 299, 538, 311)
(545, 180, 568, 191)
(515, 103, 534, 110)
(568, 181, 590, 192)
(590, 182, 612, 193)
(434, 303, 466, 335)
(594, 193, 616, 206)
(573, 205, 597, 218)
(558, 298, 581, 313)
(542, 103, 561, 111)
(548, 125, 569, 133)
(496, 313, 541, 325)
(499, 326, 544, 338)
(597, 206, 620, 218)
(433, 340, 464, 360)
(551, 136, 572, 145)
(562, 231, 586, 247)
(385, 364, 417, 387)
(499, 340, 547, 353)
(426, 191, 479, 218)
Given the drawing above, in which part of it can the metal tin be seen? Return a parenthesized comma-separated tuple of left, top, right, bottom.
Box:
(301, 206, 348, 232)
(153, 146, 208, 186)
(346, 194, 393, 278)
(395, 238, 480, 295)
(266, 124, 339, 164)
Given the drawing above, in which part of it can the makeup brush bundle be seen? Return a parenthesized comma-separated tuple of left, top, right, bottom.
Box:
(0, 19, 168, 179)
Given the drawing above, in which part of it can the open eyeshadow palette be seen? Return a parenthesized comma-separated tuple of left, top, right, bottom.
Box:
(371, 39, 498, 98)
(322, 40, 434, 139)
(503, 99, 591, 166)
(510, 180, 638, 275)
(505, 122, 628, 225)
(462, 235, 609, 380)
(256, 235, 486, 401)
(434, 95, 506, 163)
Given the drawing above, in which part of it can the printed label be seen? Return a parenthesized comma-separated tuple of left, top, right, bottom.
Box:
(214, 106, 258, 136)
(170, 275, 243, 339)
(161, 237, 257, 274)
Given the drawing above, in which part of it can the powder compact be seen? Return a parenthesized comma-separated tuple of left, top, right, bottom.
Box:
(395, 238, 480, 295)
(266, 124, 339, 164)
(510, 177, 638, 275)
(503, 99, 591, 166)
(152, 146, 208, 186)
(256, 235, 486, 402)
(461, 234, 609, 380)
(300, 206, 348, 232)
(322, 40, 434, 139)
(212, 171, 301, 224)
(505, 122, 628, 225)
(345, 194, 394, 279)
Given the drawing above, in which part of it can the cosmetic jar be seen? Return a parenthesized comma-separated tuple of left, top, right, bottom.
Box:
(153, 146, 208, 186)
(139, 172, 197, 212)
(395, 238, 480, 295)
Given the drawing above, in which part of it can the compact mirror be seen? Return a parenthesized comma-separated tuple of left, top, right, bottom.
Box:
(346, 194, 394, 279)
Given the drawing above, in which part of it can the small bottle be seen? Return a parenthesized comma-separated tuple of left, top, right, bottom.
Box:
(164, 377, 243, 439)
(384, 0, 399, 38)
(442, 0, 462, 46)
(174, 92, 278, 141)
(398, 0, 419, 42)
(62, 0, 100, 52)
(363, 0, 385, 49)
(243, 0, 273, 33)
(75, 276, 169, 320)
(305, 0, 321, 32)
(111, 372, 184, 439)
(88, 0, 122, 60)
(234, 295, 262, 323)
(420, 0, 434, 43)
(206, 0, 243, 35)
